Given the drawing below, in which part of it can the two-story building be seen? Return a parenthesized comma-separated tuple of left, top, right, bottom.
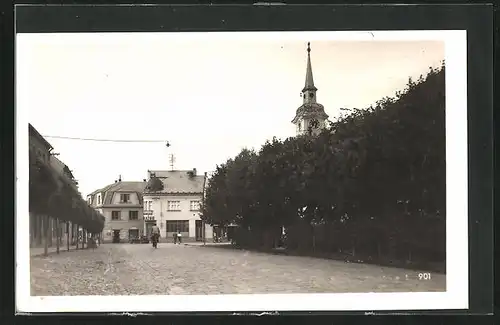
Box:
(88, 179, 146, 243)
(143, 169, 213, 242)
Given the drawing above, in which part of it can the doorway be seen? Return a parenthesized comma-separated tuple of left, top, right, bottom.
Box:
(112, 230, 121, 243)
(195, 220, 203, 241)
(129, 228, 139, 241)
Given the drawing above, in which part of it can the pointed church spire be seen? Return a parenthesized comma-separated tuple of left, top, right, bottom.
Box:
(292, 42, 329, 136)
(303, 42, 317, 92)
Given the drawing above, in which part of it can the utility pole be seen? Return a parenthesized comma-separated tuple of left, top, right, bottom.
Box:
(202, 172, 207, 246)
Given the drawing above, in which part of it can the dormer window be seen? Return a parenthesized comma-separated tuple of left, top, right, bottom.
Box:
(120, 193, 130, 203)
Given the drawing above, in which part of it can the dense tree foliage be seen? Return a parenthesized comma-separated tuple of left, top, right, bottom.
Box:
(201, 64, 446, 268)
(29, 148, 105, 233)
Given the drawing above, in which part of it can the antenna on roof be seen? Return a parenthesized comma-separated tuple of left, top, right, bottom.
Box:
(169, 154, 176, 171)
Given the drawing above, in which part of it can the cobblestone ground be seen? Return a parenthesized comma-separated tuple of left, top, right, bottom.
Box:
(30, 243, 446, 295)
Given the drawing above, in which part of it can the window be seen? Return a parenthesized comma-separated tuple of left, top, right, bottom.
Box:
(167, 200, 181, 211)
(111, 211, 121, 220)
(190, 200, 200, 211)
(144, 200, 151, 210)
(120, 193, 130, 203)
(129, 211, 138, 220)
(166, 220, 189, 233)
(97, 195, 101, 205)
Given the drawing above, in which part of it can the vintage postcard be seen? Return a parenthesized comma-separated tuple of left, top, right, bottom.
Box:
(16, 30, 468, 312)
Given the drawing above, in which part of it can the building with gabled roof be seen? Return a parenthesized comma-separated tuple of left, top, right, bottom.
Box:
(143, 168, 213, 241)
(88, 178, 147, 243)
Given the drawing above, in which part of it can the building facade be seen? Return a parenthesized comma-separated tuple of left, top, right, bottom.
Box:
(143, 169, 213, 241)
(29, 123, 57, 248)
(88, 180, 146, 243)
(29, 123, 97, 252)
(291, 42, 329, 136)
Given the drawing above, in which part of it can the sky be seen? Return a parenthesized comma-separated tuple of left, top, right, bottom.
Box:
(17, 32, 444, 197)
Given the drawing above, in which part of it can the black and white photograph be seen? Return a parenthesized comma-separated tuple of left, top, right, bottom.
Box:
(16, 30, 468, 312)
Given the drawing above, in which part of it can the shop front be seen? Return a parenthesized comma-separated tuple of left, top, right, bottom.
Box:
(128, 227, 140, 241)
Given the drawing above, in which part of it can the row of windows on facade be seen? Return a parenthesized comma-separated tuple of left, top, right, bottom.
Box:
(143, 200, 200, 211)
(90, 194, 201, 212)
(111, 210, 139, 221)
(90, 193, 133, 205)
(126, 220, 190, 235)
(165, 220, 189, 232)
(110, 200, 201, 221)
(121, 221, 190, 234)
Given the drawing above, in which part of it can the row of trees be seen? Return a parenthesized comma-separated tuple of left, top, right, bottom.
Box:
(29, 148, 104, 234)
(201, 64, 446, 268)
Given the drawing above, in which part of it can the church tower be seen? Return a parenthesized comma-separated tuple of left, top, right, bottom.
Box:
(291, 42, 329, 136)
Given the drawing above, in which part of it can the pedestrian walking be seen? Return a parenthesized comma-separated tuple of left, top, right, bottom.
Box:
(177, 230, 182, 244)
(173, 232, 177, 244)
(151, 224, 160, 248)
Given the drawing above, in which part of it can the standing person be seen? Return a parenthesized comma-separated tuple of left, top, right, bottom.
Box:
(177, 230, 182, 244)
(151, 224, 160, 248)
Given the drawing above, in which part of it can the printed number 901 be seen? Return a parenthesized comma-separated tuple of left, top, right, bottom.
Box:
(418, 273, 431, 280)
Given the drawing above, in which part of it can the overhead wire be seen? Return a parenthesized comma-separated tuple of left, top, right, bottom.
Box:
(43, 135, 171, 145)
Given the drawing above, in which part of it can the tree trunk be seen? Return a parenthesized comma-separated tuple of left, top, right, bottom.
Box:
(43, 215, 49, 256)
(83, 229, 86, 249)
(75, 225, 79, 250)
(34, 216, 38, 246)
(29, 213, 33, 248)
(56, 218, 60, 254)
(49, 217, 53, 247)
(55, 219, 61, 254)
(38, 216, 42, 246)
(66, 222, 70, 251)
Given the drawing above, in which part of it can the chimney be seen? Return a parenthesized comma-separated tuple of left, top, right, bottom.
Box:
(143, 179, 146, 182)
(193, 168, 197, 176)
(118, 175, 122, 182)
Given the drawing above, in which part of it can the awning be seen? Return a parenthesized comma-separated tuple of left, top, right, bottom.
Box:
(130, 227, 138, 230)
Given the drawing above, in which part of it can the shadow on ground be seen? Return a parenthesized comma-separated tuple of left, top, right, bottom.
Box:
(197, 243, 446, 274)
